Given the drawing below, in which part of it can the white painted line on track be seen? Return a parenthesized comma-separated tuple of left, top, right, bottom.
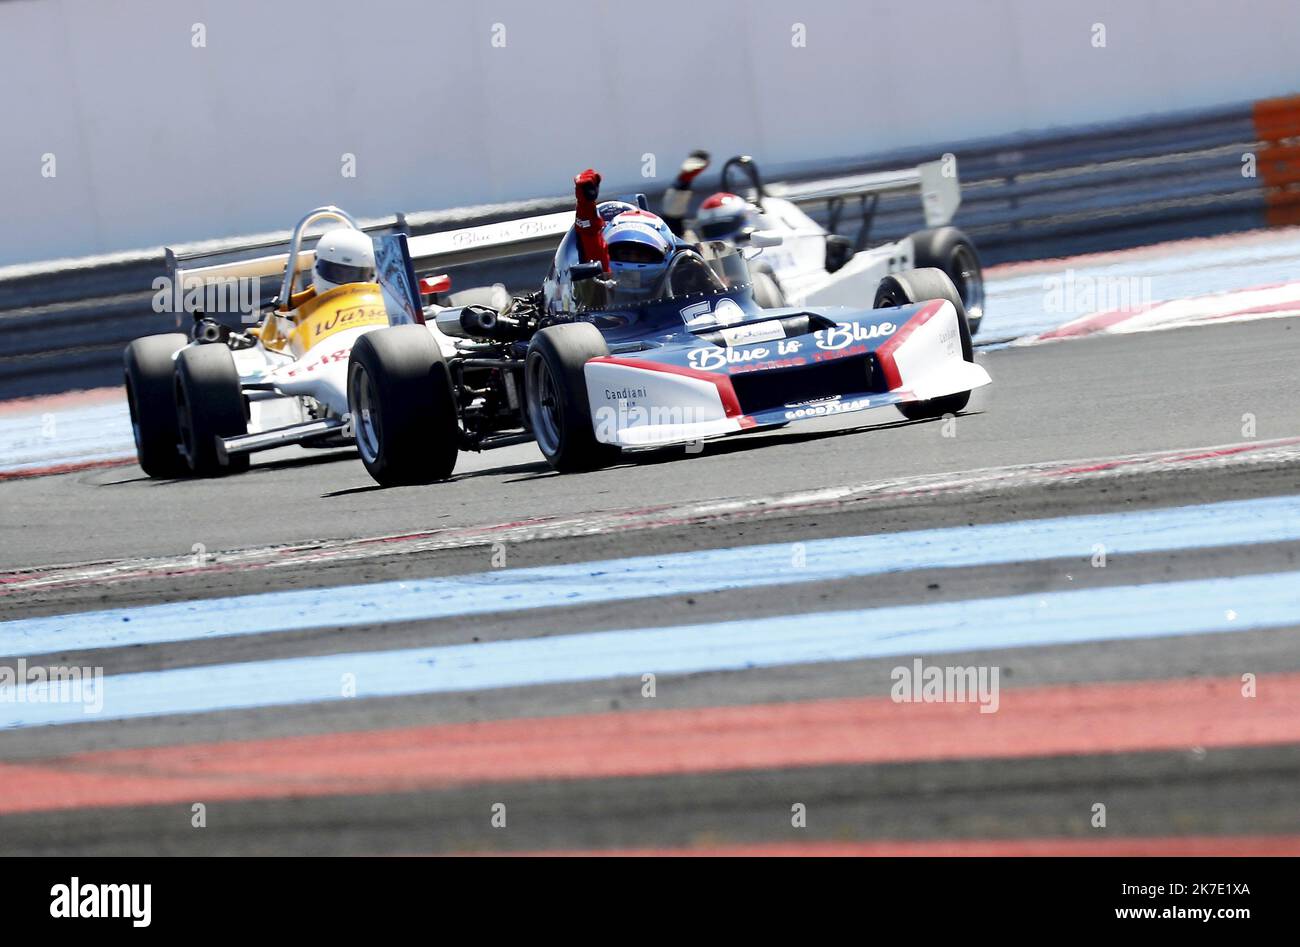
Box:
(3, 492, 1300, 658)
(4, 436, 1300, 596)
(3, 569, 1298, 729)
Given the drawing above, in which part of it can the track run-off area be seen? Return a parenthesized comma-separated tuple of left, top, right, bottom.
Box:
(0, 229, 1298, 854)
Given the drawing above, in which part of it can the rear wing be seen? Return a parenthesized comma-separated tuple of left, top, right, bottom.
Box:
(720, 155, 961, 247)
(768, 159, 960, 228)
(166, 211, 573, 289)
(161, 203, 573, 330)
(162, 243, 315, 327)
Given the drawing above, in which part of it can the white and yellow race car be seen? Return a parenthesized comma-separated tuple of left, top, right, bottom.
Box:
(124, 207, 395, 477)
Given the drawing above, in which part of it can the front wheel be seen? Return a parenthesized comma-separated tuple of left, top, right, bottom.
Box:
(525, 323, 618, 472)
(347, 325, 459, 486)
(874, 268, 974, 420)
(174, 343, 249, 476)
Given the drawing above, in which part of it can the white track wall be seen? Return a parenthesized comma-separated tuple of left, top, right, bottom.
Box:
(1, 0, 1296, 265)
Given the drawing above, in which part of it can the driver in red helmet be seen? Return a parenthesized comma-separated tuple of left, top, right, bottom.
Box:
(660, 149, 764, 244)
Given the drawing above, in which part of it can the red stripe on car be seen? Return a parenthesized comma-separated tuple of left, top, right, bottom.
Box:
(875, 299, 945, 391)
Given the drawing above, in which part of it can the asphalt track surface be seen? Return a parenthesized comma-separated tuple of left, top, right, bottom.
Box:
(5, 318, 1300, 571)
(1, 317, 1299, 855)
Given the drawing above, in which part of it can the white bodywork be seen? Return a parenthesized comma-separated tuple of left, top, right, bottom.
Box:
(743, 195, 919, 308)
(886, 300, 992, 400)
(227, 324, 379, 436)
(698, 157, 962, 311)
(584, 360, 742, 448)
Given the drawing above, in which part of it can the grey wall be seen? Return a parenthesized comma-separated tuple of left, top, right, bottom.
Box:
(2, 0, 1297, 266)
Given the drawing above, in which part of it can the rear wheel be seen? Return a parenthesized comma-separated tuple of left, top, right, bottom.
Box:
(874, 267, 974, 420)
(750, 265, 787, 309)
(525, 323, 618, 472)
(910, 227, 984, 336)
(123, 333, 189, 478)
(174, 344, 249, 476)
(347, 325, 459, 486)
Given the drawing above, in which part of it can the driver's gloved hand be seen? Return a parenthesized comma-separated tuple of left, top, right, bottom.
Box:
(674, 150, 711, 189)
(574, 168, 602, 203)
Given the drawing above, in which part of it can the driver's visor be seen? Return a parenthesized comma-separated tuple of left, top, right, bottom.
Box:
(315, 259, 374, 287)
(608, 241, 666, 264)
(698, 218, 746, 241)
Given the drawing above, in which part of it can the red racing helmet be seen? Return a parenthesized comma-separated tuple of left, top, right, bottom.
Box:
(695, 192, 756, 242)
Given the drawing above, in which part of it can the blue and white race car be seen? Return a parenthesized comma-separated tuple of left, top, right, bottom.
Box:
(345, 179, 991, 485)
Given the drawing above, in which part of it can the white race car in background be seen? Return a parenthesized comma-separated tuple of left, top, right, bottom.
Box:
(673, 154, 985, 335)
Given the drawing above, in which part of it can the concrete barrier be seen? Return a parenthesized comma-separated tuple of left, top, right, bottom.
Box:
(4, 0, 1299, 265)
(0, 96, 1295, 399)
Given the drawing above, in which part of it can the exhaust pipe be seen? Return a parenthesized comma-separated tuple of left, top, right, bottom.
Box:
(193, 319, 224, 343)
(435, 305, 527, 342)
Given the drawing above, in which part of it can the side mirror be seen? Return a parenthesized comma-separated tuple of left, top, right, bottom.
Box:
(748, 230, 783, 248)
(570, 262, 606, 282)
(824, 235, 855, 274)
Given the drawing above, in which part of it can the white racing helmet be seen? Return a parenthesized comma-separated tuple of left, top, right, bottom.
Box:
(312, 228, 375, 295)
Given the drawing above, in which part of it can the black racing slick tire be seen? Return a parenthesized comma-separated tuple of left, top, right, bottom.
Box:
(347, 325, 459, 486)
(174, 343, 249, 476)
(873, 267, 975, 420)
(124, 333, 190, 478)
(909, 226, 984, 336)
(525, 323, 619, 473)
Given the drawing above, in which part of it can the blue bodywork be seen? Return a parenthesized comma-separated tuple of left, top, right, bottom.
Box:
(554, 263, 930, 429)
